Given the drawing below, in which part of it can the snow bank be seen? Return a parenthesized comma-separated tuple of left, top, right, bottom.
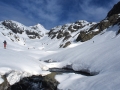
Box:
(41, 25, 120, 90)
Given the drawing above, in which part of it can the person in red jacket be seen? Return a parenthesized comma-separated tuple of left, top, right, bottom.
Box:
(3, 40, 7, 49)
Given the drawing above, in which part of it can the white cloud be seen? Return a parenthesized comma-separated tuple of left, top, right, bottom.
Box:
(0, 0, 119, 29)
(0, 2, 37, 26)
(77, 0, 119, 22)
(0, 0, 64, 29)
(20, 0, 62, 22)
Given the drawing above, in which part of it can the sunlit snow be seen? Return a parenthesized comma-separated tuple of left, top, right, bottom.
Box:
(0, 20, 120, 90)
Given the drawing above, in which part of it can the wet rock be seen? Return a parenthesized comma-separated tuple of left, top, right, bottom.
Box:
(8, 74, 58, 90)
(116, 29, 120, 35)
(43, 72, 59, 90)
(0, 75, 10, 90)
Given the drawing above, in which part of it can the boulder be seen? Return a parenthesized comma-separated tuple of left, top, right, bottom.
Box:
(0, 75, 10, 90)
(63, 41, 71, 48)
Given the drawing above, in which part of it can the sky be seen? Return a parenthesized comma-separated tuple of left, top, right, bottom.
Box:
(0, 0, 119, 29)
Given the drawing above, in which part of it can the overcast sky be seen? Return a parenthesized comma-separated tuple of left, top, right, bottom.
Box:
(0, 0, 119, 29)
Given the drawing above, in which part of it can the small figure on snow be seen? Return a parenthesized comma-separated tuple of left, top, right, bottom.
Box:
(3, 40, 7, 49)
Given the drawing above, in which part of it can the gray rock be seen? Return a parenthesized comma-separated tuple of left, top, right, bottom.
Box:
(0, 75, 10, 90)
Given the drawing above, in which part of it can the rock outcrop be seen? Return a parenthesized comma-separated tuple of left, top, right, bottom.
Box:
(2, 20, 46, 39)
(0, 75, 10, 90)
(48, 20, 95, 47)
(107, 1, 120, 17)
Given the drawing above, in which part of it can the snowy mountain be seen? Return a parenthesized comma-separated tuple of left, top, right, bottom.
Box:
(48, 20, 96, 48)
(0, 1, 120, 90)
(0, 19, 97, 49)
(0, 20, 48, 45)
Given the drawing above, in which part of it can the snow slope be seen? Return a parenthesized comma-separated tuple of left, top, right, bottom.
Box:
(0, 19, 120, 90)
(0, 21, 51, 85)
(41, 25, 120, 90)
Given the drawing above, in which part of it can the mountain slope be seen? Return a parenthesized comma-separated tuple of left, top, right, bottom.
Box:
(40, 1, 120, 90)
(0, 1, 119, 90)
(41, 21, 120, 90)
(0, 20, 48, 45)
(48, 20, 96, 48)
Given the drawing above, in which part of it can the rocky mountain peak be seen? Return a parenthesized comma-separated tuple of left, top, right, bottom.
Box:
(0, 20, 48, 45)
(107, 1, 120, 18)
(1, 20, 47, 38)
(2, 20, 25, 34)
(30, 23, 48, 34)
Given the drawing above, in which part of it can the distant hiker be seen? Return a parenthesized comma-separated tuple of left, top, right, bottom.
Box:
(3, 40, 7, 49)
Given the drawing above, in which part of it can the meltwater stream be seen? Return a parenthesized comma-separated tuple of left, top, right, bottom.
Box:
(8, 68, 92, 90)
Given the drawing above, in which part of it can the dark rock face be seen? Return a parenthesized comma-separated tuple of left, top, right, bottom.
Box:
(107, 1, 120, 17)
(76, 1, 120, 42)
(48, 20, 95, 47)
(48, 24, 72, 40)
(8, 74, 58, 90)
(2, 20, 43, 39)
(76, 30, 99, 42)
(2, 20, 24, 34)
(63, 41, 71, 48)
(48, 21, 90, 41)
(26, 30, 41, 39)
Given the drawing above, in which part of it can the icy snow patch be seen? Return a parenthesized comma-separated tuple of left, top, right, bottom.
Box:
(6, 71, 32, 85)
